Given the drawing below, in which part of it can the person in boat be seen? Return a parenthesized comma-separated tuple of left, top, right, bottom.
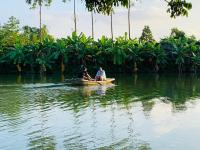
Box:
(95, 67, 106, 81)
(78, 66, 92, 80)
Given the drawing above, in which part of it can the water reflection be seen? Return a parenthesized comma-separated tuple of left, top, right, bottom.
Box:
(80, 84, 115, 97)
(1, 74, 200, 149)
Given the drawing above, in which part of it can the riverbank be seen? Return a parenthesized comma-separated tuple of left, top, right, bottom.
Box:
(1, 17, 200, 74)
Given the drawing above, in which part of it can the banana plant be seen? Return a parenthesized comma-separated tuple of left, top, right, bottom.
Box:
(23, 43, 39, 73)
(1, 42, 25, 73)
(161, 37, 187, 73)
(139, 42, 156, 71)
(66, 32, 94, 66)
(153, 43, 167, 72)
(51, 39, 69, 73)
(184, 37, 200, 73)
(36, 38, 55, 73)
(111, 43, 126, 65)
(94, 36, 113, 67)
(126, 39, 142, 72)
(173, 37, 188, 73)
(111, 34, 129, 66)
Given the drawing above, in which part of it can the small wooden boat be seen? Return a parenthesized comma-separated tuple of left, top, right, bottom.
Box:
(65, 78, 115, 86)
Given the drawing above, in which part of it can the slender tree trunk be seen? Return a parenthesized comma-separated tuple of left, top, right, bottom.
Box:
(30, 64, 34, 74)
(91, 11, 94, 38)
(40, 64, 46, 75)
(111, 11, 113, 40)
(128, 0, 131, 39)
(61, 74, 65, 82)
(61, 56, 65, 73)
(74, 0, 77, 33)
(178, 64, 182, 74)
(194, 64, 197, 74)
(133, 62, 138, 73)
(39, 3, 42, 43)
(155, 63, 159, 72)
(134, 74, 137, 85)
(16, 74, 22, 84)
(16, 64, 22, 73)
(38, 1, 45, 74)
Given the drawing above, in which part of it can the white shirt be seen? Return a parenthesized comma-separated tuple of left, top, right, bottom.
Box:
(96, 70, 106, 79)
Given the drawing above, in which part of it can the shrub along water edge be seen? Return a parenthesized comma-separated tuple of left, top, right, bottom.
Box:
(0, 17, 200, 75)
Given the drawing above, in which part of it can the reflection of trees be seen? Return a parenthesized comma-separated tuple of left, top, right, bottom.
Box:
(56, 84, 115, 113)
(114, 74, 200, 112)
(27, 90, 56, 150)
(28, 136, 56, 150)
(90, 99, 97, 149)
(126, 105, 135, 148)
(2, 74, 200, 149)
(57, 91, 90, 113)
(80, 84, 116, 98)
(138, 143, 152, 150)
(16, 75, 22, 84)
(141, 101, 156, 118)
(110, 102, 116, 144)
(0, 89, 21, 117)
(0, 86, 25, 131)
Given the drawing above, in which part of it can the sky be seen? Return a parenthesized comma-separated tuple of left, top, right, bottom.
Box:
(0, 0, 199, 40)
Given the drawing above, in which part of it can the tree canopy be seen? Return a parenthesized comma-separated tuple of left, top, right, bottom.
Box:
(0, 17, 53, 49)
(83, 0, 192, 17)
(26, 0, 52, 7)
(139, 26, 155, 43)
(26, 0, 192, 17)
(166, 0, 192, 18)
(1, 16, 200, 74)
(0, 17, 20, 48)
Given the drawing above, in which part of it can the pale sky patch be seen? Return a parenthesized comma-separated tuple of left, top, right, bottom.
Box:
(0, 0, 199, 41)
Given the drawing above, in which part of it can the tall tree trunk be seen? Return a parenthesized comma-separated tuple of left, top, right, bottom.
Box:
(16, 64, 22, 73)
(111, 11, 113, 40)
(16, 74, 22, 84)
(40, 64, 46, 75)
(61, 74, 65, 82)
(61, 56, 65, 73)
(91, 11, 94, 38)
(133, 62, 138, 73)
(134, 74, 138, 85)
(155, 63, 159, 72)
(39, 3, 42, 43)
(74, 0, 77, 33)
(128, 0, 131, 39)
(178, 64, 182, 74)
(30, 64, 34, 73)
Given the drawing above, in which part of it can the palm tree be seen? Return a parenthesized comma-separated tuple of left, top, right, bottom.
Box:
(39, 2, 42, 42)
(91, 10, 94, 38)
(74, 0, 77, 32)
(128, 0, 131, 39)
(26, 0, 51, 43)
(111, 11, 114, 41)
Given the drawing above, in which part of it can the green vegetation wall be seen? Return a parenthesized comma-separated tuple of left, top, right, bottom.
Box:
(1, 17, 200, 75)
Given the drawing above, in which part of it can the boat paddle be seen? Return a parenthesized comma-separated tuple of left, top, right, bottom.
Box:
(96, 81, 103, 86)
(90, 78, 103, 86)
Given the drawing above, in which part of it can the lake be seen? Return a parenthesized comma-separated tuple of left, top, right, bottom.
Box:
(0, 74, 200, 150)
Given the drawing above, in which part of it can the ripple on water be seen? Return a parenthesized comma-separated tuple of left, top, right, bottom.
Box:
(2, 75, 200, 149)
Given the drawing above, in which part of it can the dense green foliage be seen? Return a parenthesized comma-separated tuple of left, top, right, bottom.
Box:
(69, 0, 192, 17)
(0, 17, 200, 74)
(25, 0, 192, 17)
(26, 0, 52, 7)
(139, 26, 155, 43)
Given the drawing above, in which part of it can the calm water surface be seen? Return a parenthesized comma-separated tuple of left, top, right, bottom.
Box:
(1, 74, 200, 150)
